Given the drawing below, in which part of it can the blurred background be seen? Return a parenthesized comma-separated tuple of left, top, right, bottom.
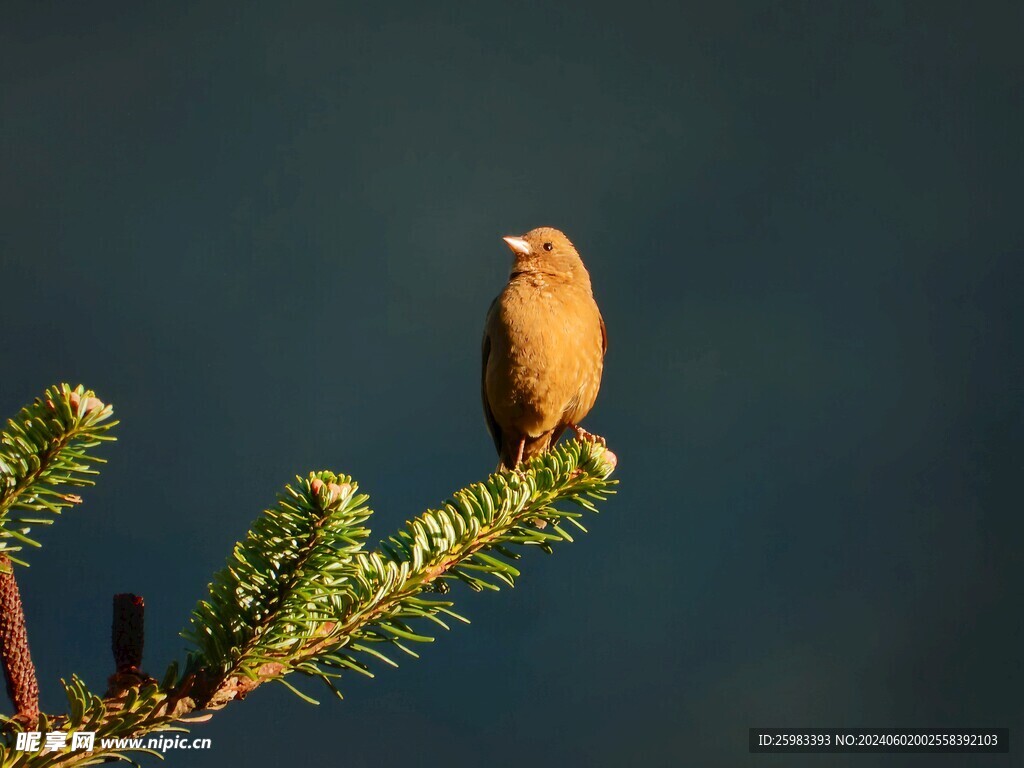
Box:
(1, 2, 1021, 766)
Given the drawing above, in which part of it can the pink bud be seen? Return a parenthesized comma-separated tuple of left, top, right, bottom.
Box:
(327, 482, 351, 503)
(603, 449, 618, 471)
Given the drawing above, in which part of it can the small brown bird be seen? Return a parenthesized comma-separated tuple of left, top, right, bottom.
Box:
(482, 227, 607, 469)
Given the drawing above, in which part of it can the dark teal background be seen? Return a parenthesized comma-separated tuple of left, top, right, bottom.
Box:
(1, 3, 1021, 766)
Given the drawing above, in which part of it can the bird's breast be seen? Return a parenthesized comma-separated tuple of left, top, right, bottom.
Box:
(486, 280, 604, 434)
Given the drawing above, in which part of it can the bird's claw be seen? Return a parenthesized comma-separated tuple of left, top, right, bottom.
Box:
(572, 425, 606, 447)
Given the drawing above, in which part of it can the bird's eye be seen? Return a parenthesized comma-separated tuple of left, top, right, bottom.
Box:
(543, 242, 553, 251)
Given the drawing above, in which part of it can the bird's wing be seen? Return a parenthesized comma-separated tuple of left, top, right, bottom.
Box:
(600, 312, 608, 356)
(481, 298, 503, 455)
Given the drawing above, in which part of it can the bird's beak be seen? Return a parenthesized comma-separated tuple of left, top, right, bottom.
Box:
(502, 236, 531, 256)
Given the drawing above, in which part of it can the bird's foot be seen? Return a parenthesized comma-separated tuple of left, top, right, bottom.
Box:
(496, 459, 528, 479)
(571, 424, 606, 447)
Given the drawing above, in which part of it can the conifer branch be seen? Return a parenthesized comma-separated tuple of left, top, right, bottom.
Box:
(0, 385, 116, 567)
(0, 384, 616, 768)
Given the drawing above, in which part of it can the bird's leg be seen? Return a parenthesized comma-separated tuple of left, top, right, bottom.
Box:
(513, 438, 526, 468)
(509, 437, 547, 528)
(499, 439, 528, 478)
(570, 424, 606, 447)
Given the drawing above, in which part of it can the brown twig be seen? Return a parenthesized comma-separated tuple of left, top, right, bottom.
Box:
(0, 556, 39, 726)
(111, 593, 145, 674)
(106, 593, 151, 700)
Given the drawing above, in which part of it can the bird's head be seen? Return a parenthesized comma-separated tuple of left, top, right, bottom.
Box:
(502, 227, 590, 286)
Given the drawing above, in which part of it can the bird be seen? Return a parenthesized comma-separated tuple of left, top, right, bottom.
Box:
(482, 226, 607, 469)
